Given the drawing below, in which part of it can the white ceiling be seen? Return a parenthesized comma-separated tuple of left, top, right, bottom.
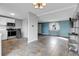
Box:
(0, 3, 78, 22)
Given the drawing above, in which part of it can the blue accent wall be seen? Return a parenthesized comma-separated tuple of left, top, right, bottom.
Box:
(59, 20, 70, 37)
(39, 20, 70, 37)
(42, 23, 49, 34)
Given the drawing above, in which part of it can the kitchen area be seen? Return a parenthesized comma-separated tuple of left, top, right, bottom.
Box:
(0, 15, 23, 56)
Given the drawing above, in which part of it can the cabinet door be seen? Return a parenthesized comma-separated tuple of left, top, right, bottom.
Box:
(0, 17, 6, 25)
(1, 30, 7, 40)
(7, 18, 15, 23)
(15, 20, 22, 28)
(0, 17, 15, 25)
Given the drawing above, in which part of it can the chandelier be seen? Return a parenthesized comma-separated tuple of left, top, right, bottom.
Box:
(33, 3, 47, 9)
(33, 0, 46, 9)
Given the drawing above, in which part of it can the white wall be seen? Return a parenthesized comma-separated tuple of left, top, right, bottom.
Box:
(22, 19, 28, 38)
(28, 12, 38, 43)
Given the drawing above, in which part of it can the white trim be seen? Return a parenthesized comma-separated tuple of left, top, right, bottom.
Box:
(38, 17, 69, 22)
(38, 5, 77, 16)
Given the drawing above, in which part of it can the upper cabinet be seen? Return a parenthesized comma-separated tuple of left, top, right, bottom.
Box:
(0, 17, 7, 25)
(7, 18, 15, 23)
(15, 20, 22, 28)
(0, 17, 15, 25)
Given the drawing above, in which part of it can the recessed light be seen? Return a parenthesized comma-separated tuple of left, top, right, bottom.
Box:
(10, 13, 15, 16)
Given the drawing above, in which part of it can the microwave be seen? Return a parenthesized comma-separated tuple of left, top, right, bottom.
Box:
(7, 23, 15, 27)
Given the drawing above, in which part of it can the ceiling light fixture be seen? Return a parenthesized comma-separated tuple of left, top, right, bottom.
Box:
(33, 3, 46, 9)
(33, 0, 46, 9)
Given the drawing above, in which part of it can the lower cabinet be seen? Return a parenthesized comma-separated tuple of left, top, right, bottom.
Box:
(0, 30, 7, 40)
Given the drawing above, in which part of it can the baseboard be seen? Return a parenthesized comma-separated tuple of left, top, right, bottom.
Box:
(39, 35, 69, 38)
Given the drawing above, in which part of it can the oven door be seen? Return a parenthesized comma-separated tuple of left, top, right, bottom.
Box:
(11, 31, 16, 36)
(8, 31, 11, 37)
(8, 31, 16, 37)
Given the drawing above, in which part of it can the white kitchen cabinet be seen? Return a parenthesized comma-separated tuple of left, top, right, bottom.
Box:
(7, 18, 15, 23)
(0, 17, 15, 25)
(0, 17, 7, 25)
(1, 31, 7, 40)
(15, 20, 22, 28)
(0, 30, 7, 40)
